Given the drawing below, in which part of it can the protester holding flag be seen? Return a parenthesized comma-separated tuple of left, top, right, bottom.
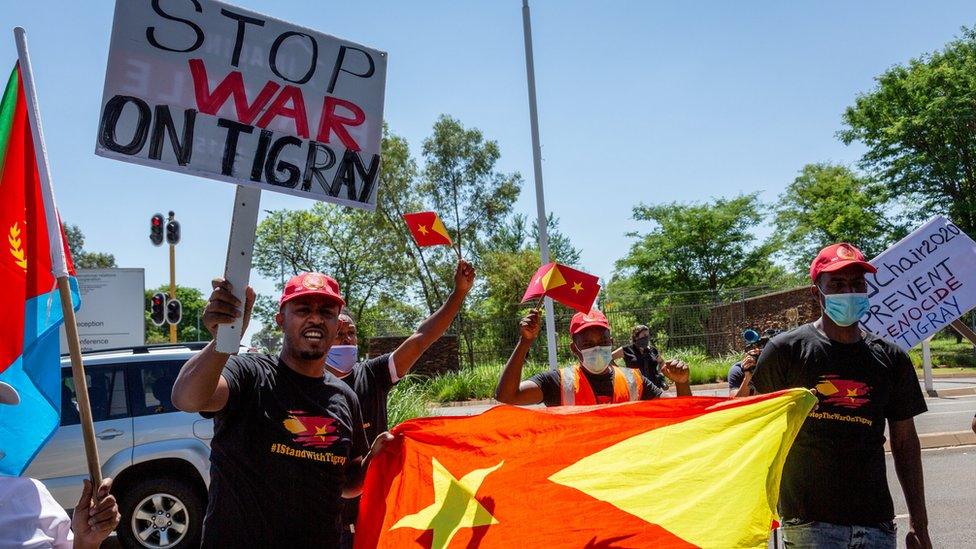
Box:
(752, 243, 931, 549)
(329, 259, 475, 548)
(496, 309, 691, 406)
(0, 381, 120, 548)
(171, 273, 391, 548)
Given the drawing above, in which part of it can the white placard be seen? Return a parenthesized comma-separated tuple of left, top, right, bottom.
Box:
(59, 268, 146, 353)
(95, 0, 387, 210)
(862, 216, 976, 350)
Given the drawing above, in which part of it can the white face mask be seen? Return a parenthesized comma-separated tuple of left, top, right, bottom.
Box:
(580, 345, 613, 374)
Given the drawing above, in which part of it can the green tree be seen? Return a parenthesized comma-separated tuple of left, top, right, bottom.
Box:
(774, 163, 904, 270)
(65, 223, 116, 269)
(420, 116, 522, 366)
(144, 285, 208, 343)
(840, 26, 976, 234)
(421, 115, 521, 263)
(616, 193, 780, 294)
(253, 202, 409, 323)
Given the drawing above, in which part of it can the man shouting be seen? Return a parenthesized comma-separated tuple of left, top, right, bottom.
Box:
(172, 273, 388, 548)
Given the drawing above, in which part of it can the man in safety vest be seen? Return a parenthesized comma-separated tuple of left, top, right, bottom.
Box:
(495, 309, 691, 406)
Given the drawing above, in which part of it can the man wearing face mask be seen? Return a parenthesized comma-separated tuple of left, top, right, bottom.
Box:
(611, 324, 667, 390)
(752, 243, 931, 549)
(331, 259, 475, 548)
(496, 309, 691, 407)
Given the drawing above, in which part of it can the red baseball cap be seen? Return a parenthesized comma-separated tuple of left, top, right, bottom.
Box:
(809, 243, 877, 282)
(570, 309, 610, 335)
(279, 272, 345, 307)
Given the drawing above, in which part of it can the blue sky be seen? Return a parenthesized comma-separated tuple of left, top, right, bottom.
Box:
(3, 1, 975, 342)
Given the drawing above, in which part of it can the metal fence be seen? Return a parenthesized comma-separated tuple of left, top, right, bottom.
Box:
(374, 286, 784, 369)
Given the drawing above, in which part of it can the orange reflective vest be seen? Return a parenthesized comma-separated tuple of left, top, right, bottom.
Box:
(557, 365, 643, 406)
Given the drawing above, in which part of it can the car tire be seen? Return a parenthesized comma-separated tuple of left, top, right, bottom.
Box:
(116, 476, 203, 549)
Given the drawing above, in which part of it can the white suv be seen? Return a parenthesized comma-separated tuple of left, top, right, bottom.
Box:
(26, 343, 217, 549)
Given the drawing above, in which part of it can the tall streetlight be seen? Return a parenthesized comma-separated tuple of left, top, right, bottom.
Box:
(522, 0, 559, 370)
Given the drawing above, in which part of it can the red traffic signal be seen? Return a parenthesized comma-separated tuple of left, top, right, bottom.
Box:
(150, 214, 164, 246)
(150, 292, 166, 326)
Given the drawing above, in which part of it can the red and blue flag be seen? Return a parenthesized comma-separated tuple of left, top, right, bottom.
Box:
(0, 64, 80, 476)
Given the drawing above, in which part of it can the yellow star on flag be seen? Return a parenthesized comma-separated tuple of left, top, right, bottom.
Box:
(571, 281, 584, 294)
(390, 458, 503, 549)
(418, 224, 430, 235)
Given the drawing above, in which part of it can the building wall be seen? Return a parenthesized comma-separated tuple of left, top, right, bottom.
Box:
(706, 287, 820, 355)
(367, 335, 460, 376)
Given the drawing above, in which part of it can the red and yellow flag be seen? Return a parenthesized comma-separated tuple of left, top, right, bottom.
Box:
(521, 262, 600, 313)
(356, 389, 815, 549)
(403, 211, 453, 248)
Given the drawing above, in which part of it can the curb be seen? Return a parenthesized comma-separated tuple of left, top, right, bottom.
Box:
(885, 430, 976, 451)
(926, 387, 976, 398)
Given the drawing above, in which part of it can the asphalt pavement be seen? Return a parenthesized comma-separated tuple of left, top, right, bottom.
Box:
(889, 445, 975, 548)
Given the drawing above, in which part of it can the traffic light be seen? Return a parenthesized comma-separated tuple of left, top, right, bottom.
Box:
(150, 214, 164, 246)
(150, 292, 166, 326)
(166, 298, 182, 325)
(166, 219, 180, 245)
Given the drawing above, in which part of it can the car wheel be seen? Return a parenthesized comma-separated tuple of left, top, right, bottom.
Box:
(116, 476, 203, 549)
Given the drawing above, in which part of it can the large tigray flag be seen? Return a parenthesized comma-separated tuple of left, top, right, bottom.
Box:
(0, 65, 81, 476)
(862, 215, 976, 350)
(356, 389, 816, 549)
(95, 0, 387, 210)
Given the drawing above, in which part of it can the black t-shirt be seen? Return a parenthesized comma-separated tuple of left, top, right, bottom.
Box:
(621, 343, 666, 388)
(200, 353, 368, 547)
(338, 354, 397, 527)
(528, 365, 664, 407)
(752, 323, 927, 526)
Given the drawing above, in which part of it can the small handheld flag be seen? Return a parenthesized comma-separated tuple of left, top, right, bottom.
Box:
(403, 211, 454, 249)
(521, 262, 600, 314)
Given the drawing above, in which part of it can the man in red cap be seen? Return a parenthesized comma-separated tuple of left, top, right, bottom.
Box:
(752, 243, 931, 549)
(172, 274, 390, 548)
(495, 308, 691, 406)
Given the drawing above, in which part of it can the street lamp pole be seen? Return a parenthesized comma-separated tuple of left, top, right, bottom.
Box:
(522, 0, 559, 370)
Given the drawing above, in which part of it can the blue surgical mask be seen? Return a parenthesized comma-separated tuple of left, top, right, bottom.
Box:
(820, 290, 870, 327)
(580, 345, 613, 374)
(326, 345, 358, 375)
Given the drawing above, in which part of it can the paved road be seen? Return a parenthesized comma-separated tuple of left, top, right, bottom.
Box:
(889, 445, 976, 548)
(915, 393, 975, 434)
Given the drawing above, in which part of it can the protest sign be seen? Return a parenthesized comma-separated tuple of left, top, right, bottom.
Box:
(95, 0, 387, 210)
(861, 215, 976, 350)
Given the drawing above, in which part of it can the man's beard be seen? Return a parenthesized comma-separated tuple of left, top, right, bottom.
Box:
(297, 349, 325, 361)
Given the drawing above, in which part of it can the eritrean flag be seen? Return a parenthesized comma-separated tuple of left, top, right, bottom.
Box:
(357, 389, 816, 548)
(0, 64, 80, 476)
